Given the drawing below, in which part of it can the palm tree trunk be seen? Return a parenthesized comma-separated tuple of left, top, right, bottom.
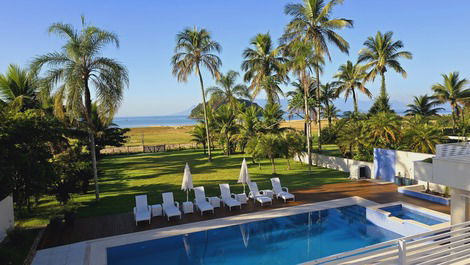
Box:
(271, 157, 276, 174)
(302, 71, 312, 174)
(316, 68, 322, 151)
(352, 88, 358, 115)
(84, 83, 100, 201)
(452, 104, 457, 132)
(380, 72, 387, 98)
(196, 64, 212, 161)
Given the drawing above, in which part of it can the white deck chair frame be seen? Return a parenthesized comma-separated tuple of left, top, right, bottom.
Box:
(133, 195, 151, 225)
(162, 192, 182, 221)
(248, 182, 272, 206)
(193, 186, 215, 215)
(270, 177, 295, 203)
(219, 184, 242, 211)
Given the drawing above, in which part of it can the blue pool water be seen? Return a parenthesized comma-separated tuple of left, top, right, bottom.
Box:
(107, 205, 401, 265)
(380, 205, 447, 226)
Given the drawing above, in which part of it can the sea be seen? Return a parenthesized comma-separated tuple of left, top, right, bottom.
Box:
(113, 115, 198, 128)
(113, 114, 300, 128)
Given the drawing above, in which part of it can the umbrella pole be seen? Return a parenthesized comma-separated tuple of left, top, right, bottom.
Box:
(186, 190, 189, 202)
(243, 183, 246, 194)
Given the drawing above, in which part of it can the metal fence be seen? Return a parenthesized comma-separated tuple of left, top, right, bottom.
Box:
(100, 143, 198, 155)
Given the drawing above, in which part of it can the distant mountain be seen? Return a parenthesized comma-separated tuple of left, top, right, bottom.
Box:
(189, 98, 262, 119)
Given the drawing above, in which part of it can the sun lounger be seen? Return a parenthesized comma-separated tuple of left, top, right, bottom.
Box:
(162, 192, 182, 220)
(219, 184, 242, 211)
(133, 195, 151, 225)
(193, 186, 214, 215)
(248, 182, 272, 206)
(270, 177, 295, 203)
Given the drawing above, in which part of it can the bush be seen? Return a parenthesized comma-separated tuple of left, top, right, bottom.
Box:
(319, 126, 338, 144)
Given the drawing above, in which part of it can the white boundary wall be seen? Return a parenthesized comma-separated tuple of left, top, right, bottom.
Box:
(295, 153, 375, 178)
(394, 150, 433, 179)
(0, 195, 14, 242)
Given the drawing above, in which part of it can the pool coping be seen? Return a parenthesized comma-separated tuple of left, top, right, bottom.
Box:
(32, 196, 379, 265)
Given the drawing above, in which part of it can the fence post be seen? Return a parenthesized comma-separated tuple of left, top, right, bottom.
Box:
(398, 239, 407, 265)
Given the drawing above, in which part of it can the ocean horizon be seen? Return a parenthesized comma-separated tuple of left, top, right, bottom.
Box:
(113, 114, 305, 128)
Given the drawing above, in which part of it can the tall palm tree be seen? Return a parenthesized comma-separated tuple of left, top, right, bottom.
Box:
(0, 64, 39, 110)
(405, 95, 444, 117)
(432, 72, 470, 130)
(172, 27, 222, 161)
(206, 70, 250, 110)
(333, 60, 371, 115)
(242, 33, 287, 104)
(283, 0, 353, 150)
(31, 17, 128, 200)
(358, 31, 412, 99)
(285, 40, 319, 172)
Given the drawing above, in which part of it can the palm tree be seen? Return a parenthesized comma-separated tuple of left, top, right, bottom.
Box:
(213, 105, 237, 156)
(283, 0, 353, 150)
(206, 70, 250, 110)
(0, 64, 40, 110)
(237, 105, 261, 152)
(367, 112, 401, 149)
(285, 40, 319, 172)
(261, 103, 285, 134)
(191, 123, 207, 154)
(405, 95, 444, 117)
(333, 61, 371, 115)
(172, 27, 222, 161)
(242, 33, 287, 104)
(404, 118, 442, 153)
(322, 103, 340, 126)
(432, 72, 470, 130)
(31, 17, 129, 200)
(358, 31, 412, 107)
(320, 82, 339, 124)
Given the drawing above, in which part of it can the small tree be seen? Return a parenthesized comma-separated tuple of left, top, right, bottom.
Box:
(280, 131, 305, 170)
(247, 134, 282, 174)
(191, 123, 207, 154)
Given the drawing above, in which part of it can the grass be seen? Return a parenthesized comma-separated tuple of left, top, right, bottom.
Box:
(17, 149, 349, 228)
(125, 126, 194, 146)
(123, 119, 331, 146)
(0, 228, 39, 265)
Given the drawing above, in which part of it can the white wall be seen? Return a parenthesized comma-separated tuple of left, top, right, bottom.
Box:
(414, 161, 446, 193)
(395, 150, 434, 179)
(295, 153, 375, 178)
(0, 195, 14, 242)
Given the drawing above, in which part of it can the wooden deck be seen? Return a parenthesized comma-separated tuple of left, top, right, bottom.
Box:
(38, 180, 450, 250)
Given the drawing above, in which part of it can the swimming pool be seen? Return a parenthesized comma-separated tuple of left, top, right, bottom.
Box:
(379, 204, 447, 226)
(107, 205, 401, 265)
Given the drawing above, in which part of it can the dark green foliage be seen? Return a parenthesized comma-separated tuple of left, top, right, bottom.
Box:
(0, 109, 66, 210)
(51, 143, 93, 204)
(369, 94, 394, 114)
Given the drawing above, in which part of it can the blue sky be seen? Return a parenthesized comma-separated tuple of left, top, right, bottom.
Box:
(1, 0, 469, 117)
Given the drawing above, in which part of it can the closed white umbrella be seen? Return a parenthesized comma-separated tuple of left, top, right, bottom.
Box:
(238, 158, 251, 194)
(181, 163, 193, 202)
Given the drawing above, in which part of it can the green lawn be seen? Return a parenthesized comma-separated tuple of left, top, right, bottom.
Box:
(18, 149, 349, 227)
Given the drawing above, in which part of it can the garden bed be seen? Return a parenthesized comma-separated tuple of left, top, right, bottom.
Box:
(398, 185, 450, 205)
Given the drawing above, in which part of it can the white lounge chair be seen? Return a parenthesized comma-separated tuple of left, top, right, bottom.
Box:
(193, 186, 214, 215)
(133, 195, 151, 225)
(162, 192, 182, 221)
(248, 182, 272, 206)
(219, 184, 241, 211)
(270, 178, 295, 203)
